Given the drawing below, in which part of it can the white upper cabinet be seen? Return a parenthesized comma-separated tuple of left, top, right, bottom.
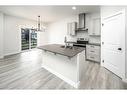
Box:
(89, 18, 101, 36)
(67, 22, 77, 36)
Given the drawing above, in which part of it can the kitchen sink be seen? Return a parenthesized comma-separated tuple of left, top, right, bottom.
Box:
(60, 45, 66, 48)
(60, 45, 78, 49)
(60, 45, 73, 49)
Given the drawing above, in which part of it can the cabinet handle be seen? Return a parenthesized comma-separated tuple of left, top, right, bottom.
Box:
(91, 45, 94, 48)
(90, 56, 94, 59)
(118, 48, 122, 51)
(90, 51, 95, 52)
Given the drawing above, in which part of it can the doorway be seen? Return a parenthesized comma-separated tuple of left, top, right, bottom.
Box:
(101, 10, 125, 79)
(21, 28, 37, 51)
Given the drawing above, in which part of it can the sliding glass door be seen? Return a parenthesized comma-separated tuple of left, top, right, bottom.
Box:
(21, 28, 30, 50)
(31, 29, 37, 49)
(21, 28, 37, 51)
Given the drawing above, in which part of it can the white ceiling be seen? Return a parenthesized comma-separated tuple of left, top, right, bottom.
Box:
(0, 6, 100, 23)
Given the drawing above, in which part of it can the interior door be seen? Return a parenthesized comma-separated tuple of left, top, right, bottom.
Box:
(101, 10, 125, 78)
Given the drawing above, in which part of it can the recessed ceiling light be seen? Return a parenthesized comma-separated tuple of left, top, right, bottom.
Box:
(72, 6, 76, 10)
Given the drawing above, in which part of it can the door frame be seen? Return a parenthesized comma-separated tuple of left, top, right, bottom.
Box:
(101, 9, 126, 79)
(20, 28, 37, 51)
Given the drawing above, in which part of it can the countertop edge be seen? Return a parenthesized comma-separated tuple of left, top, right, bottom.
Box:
(87, 43, 101, 46)
(37, 44, 85, 58)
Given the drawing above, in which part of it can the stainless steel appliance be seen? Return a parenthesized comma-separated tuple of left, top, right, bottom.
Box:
(73, 38, 88, 47)
(79, 13, 85, 29)
(76, 13, 88, 31)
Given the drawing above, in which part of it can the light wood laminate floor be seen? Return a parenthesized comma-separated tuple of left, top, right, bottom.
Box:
(0, 49, 127, 89)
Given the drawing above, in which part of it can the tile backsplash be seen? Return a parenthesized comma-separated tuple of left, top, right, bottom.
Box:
(67, 31, 100, 44)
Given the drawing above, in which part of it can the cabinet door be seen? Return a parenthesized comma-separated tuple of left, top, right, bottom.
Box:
(67, 23, 71, 35)
(71, 22, 76, 35)
(86, 44, 100, 62)
(67, 22, 76, 36)
(93, 18, 100, 35)
(89, 18, 100, 36)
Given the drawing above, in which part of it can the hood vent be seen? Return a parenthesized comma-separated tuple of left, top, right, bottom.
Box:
(76, 13, 88, 31)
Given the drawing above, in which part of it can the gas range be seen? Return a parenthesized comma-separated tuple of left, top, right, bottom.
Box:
(73, 40, 89, 47)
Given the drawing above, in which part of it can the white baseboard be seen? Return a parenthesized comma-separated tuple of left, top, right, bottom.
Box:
(100, 62, 104, 67)
(0, 56, 4, 59)
(122, 78, 127, 83)
(42, 64, 80, 88)
(4, 51, 21, 56)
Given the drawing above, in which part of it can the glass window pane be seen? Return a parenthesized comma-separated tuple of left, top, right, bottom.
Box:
(31, 30, 37, 49)
(21, 28, 30, 50)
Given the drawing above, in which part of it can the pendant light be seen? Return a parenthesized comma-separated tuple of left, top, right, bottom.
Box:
(36, 15, 41, 32)
(36, 15, 45, 32)
(37, 15, 41, 31)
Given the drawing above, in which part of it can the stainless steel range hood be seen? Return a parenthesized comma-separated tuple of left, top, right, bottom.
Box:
(76, 13, 88, 31)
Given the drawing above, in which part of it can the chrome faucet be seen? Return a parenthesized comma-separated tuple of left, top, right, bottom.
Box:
(64, 36, 67, 48)
(64, 36, 67, 43)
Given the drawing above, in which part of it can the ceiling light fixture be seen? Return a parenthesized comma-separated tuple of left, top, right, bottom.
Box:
(35, 15, 45, 32)
(37, 15, 41, 31)
(72, 6, 76, 10)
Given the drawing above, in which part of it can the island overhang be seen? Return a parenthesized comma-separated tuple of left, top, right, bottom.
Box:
(38, 44, 85, 58)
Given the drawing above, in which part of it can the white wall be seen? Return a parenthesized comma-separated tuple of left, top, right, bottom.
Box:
(47, 13, 100, 44)
(3, 14, 47, 56)
(4, 15, 36, 56)
(37, 25, 48, 46)
(47, 15, 78, 44)
(0, 12, 4, 58)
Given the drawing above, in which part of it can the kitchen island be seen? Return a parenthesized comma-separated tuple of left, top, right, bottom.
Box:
(38, 44, 86, 88)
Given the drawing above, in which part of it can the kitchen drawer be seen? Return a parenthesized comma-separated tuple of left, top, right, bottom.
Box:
(86, 44, 100, 51)
(86, 44, 100, 62)
(86, 54, 100, 62)
(86, 48, 100, 55)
